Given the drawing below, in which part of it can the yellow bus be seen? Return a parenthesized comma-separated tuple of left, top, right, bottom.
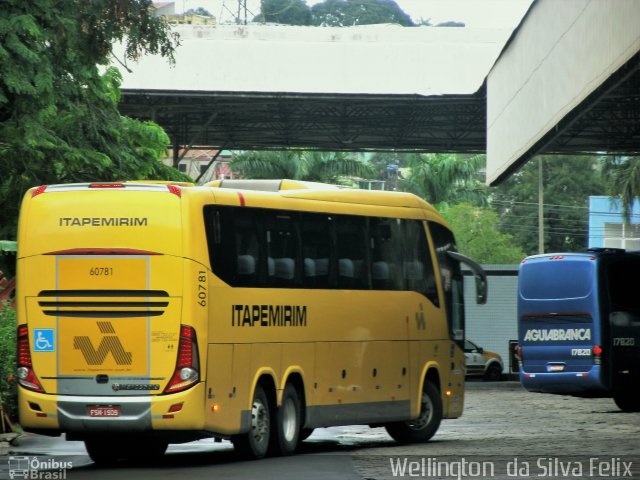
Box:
(16, 179, 487, 463)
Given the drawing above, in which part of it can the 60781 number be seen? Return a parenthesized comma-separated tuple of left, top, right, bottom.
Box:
(198, 271, 207, 307)
(90, 267, 113, 276)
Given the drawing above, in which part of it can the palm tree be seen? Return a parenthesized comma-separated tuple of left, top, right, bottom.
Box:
(404, 153, 488, 206)
(229, 150, 374, 184)
(601, 156, 640, 221)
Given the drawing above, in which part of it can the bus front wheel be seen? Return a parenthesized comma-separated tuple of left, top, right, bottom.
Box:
(270, 383, 301, 456)
(232, 384, 272, 459)
(385, 381, 442, 444)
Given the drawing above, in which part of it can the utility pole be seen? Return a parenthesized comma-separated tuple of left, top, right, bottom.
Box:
(538, 157, 544, 254)
(221, 0, 250, 25)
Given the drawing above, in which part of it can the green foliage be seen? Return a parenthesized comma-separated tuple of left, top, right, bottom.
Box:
(440, 203, 526, 264)
(256, 0, 313, 25)
(186, 8, 214, 17)
(230, 150, 374, 183)
(0, 1, 188, 241)
(493, 155, 605, 255)
(404, 153, 488, 207)
(601, 156, 640, 221)
(0, 305, 17, 422)
(311, 0, 413, 26)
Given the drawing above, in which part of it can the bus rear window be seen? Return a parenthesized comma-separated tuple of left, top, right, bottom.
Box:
(520, 261, 594, 300)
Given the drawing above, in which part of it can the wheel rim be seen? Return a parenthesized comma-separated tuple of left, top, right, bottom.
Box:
(407, 392, 433, 431)
(251, 397, 269, 447)
(282, 397, 298, 442)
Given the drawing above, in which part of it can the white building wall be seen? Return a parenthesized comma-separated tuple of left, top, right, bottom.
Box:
(464, 270, 519, 371)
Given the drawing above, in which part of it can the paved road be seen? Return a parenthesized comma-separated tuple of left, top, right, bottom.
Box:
(2, 382, 639, 479)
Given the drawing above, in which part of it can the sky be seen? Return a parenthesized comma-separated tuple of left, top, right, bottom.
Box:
(176, 0, 533, 29)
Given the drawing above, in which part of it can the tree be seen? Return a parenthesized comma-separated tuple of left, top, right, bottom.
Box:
(230, 150, 374, 183)
(311, 0, 413, 27)
(186, 7, 214, 17)
(493, 155, 605, 255)
(403, 153, 488, 207)
(255, 0, 312, 25)
(0, 1, 188, 240)
(601, 156, 640, 221)
(440, 203, 526, 264)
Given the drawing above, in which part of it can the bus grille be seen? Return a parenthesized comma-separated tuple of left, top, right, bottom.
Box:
(38, 290, 169, 318)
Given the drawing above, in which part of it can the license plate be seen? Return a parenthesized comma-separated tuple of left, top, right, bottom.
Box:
(88, 406, 121, 417)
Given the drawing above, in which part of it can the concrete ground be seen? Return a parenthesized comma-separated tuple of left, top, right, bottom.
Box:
(2, 381, 639, 479)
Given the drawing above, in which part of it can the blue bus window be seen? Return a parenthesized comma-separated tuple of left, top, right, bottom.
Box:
(519, 260, 593, 300)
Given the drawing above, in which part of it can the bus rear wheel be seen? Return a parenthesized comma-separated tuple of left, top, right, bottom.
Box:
(299, 428, 314, 441)
(385, 381, 442, 444)
(85, 438, 122, 465)
(232, 384, 271, 459)
(613, 392, 640, 412)
(85, 437, 168, 465)
(269, 383, 301, 456)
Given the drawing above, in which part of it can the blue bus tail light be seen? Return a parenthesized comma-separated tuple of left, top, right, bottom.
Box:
(593, 345, 603, 365)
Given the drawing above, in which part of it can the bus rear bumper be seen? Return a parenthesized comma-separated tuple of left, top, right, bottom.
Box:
(19, 383, 206, 436)
(519, 366, 609, 395)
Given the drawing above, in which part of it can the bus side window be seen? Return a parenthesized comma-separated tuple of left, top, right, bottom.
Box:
(300, 212, 333, 289)
(404, 220, 438, 305)
(370, 217, 403, 290)
(335, 215, 369, 290)
(264, 211, 299, 287)
(205, 206, 263, 287)
(234, 209, 262, 286)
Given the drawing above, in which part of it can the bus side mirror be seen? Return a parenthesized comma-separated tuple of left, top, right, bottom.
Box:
(446, 251, 488, 305)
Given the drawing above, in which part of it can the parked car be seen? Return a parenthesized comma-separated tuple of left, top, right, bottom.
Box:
(464, 339, 504, 381)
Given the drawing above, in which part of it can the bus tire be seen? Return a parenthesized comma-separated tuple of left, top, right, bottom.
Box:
(138, 441, 168, 460)
(385, 381, 442, 444)
(232, 384, 271, 459)
(85, 438, 123, 465)
(270, 383, 301, 456)
(613, 392, 640, 412)
(299, 428, 314, 441)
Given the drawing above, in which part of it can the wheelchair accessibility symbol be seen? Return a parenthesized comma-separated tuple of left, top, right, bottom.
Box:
(34, 329, 55, 352)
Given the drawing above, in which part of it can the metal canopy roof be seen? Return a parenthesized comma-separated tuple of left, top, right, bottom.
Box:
(541, 54, 640, 156)
(118, 89, 486, 152)
(115, 24, 508, 154)
(117, 18, 639, 170)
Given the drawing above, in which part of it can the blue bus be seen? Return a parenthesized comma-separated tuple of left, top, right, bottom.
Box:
(518, 248, 640, 412)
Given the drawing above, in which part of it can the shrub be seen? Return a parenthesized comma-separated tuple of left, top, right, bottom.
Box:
(0, 304, 17, 422)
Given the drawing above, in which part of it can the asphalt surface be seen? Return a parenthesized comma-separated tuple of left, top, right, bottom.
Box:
(2, 381, 639, 479)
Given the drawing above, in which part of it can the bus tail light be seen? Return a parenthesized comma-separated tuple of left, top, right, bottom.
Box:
(164, 325, 200, 394)
(16, 325, 44, 393)
(89, 183, 125, 189)
(592, 345, 603, 365)
(31, 185, 47, 197)
(167, 185, 182, 197)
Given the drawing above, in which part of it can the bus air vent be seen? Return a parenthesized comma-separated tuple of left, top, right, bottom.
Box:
(37, 290, 169, 318)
